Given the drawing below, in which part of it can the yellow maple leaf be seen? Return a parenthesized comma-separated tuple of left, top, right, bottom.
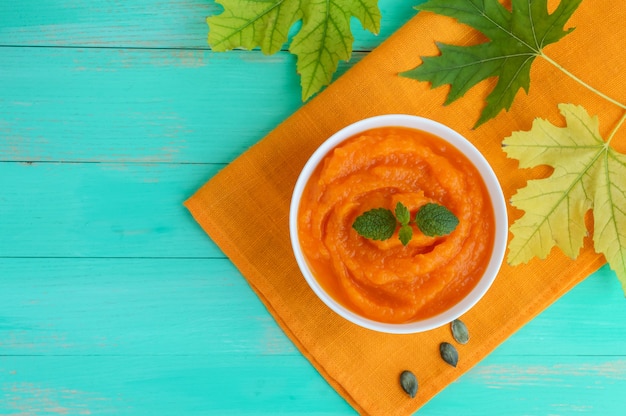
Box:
(503, 103, 626, 293)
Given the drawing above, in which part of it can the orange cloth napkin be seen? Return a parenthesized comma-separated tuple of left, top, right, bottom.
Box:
(186, 2, 624, 414)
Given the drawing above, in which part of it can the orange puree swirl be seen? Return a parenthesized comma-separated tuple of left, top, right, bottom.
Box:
(297, 127, 495, 324)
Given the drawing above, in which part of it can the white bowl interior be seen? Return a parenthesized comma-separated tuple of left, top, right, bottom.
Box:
(289, 114, 508, 334)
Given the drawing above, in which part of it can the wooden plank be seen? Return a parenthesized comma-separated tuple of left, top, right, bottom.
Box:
(1, 257, 624, 357)
(0, 162, 223, 258)
(423, 355, 626, 415)
(1, 355, 624, 415)
(0, 46, 368, 163)
(0, 0, 417, 50)
(0, 257, 624, 414)
(0, 355, 354, 415)
(0, 0, 222, 49)
(0, 46, 304, 164)
(0, 258, 295, 356)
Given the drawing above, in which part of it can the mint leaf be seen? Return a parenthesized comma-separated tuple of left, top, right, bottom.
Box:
(353, 202, 458, 244)
(416, 203, 459, 237)
(399, 225, 413, 246)
(352, 208, 397, 241)
(395, 202, 411, 226)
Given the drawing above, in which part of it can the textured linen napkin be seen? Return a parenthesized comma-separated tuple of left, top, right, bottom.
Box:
(185, 2, 625, 414)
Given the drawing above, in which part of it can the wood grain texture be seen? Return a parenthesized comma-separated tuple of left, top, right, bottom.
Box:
(0, 46, 365, 163)
(1, 0, 625, 414)
(0, 162, 221, 258)
(1, 259, 624, 415)
(0, 0, 416, 50)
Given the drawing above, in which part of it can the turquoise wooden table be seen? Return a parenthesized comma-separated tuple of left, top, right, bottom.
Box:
(2, 1, 626, 414)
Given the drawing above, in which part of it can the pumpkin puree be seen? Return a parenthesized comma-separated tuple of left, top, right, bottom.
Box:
(298, 127, 496, 323)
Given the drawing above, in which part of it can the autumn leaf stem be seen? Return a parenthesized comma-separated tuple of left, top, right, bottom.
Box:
(607, 111, 626, 147)
(540, 52, 626, 111)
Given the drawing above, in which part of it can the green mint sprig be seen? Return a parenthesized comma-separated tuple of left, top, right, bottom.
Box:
(352, 202, 459, 246)
(415, 203, 459, 237)
(351, 208, 397, 241)
(395, 202, 413, 246)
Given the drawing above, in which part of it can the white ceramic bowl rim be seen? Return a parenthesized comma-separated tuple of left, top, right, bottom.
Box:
(289, 114, 508, 334)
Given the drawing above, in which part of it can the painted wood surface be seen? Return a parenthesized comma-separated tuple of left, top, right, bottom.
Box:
(1, 1, 625, 415)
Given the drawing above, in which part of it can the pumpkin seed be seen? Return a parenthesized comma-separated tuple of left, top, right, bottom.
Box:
(440, 342, 459, 367)
(399, 370, 418, 398)
(451, 319, 469, 344)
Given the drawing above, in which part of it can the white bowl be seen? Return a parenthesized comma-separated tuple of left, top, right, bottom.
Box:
(289, 114, 508, 334)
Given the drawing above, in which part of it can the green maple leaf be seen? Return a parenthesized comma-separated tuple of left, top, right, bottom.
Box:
(207, 0, 381, 100)
(401, 0, 582, 128)
(503, 103, 626, 294)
